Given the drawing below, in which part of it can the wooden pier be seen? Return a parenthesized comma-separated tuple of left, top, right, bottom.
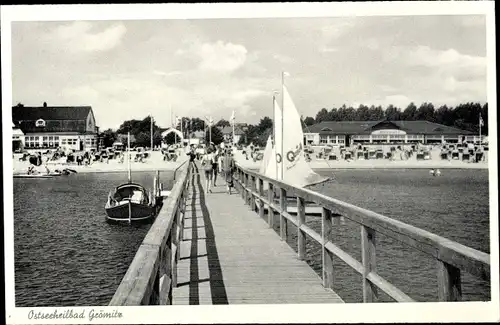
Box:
(109, 162, 490, 306)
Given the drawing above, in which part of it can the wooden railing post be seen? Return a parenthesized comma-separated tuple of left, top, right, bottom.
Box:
(322, 207, 334, 289)
(258, 178, 264, 219)
(171, 208, 179, 288)
(243, 173, 249, 204)
(267, 183, 274, 227)
(297, 196, 306, 260)
(165, 236, 173, 304)
(361, 225, 378, 302)
(250, 175, 256, 211)
(279, 187, 288, 241)
(437, 260, 462, 301)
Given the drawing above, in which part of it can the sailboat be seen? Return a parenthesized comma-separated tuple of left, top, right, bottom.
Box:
(258, 73, 329, 215)
(105, 132, 156, 224)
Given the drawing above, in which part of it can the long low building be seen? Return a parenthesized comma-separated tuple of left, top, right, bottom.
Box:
(303, 120, 479, 146)
(12, 103, 98, 152)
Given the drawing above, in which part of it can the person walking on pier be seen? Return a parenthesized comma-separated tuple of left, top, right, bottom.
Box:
(201, 147, 215, 194)
(212, 145, 221, 187)
(220, 149, 235, 194)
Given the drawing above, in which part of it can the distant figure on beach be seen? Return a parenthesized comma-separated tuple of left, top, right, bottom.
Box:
(201, 147, 215, 194)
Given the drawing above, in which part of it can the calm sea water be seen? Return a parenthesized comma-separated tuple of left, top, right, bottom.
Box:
(13, 168, 490, 306)
(13, 171, 174, 307)
(273, 168, 491, 303)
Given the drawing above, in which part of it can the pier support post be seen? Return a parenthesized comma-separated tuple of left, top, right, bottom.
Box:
(297, 196, 306, 260)
(267, 183, 274, 228)
(322, 208, 334, 289)
(437, 260, 462, 301)
(258, 178, 264, 219)
(279, 187, 288, 241)
(361, 225, 378, 302)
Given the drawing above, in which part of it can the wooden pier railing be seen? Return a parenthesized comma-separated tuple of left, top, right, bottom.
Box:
(233, 164, 490, 302)
(109, 163, 191, 305)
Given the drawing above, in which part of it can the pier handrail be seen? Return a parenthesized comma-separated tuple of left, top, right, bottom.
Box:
(173, 159, 188, 181)
(233, 163, 490, 302)
(109, 162, 191, 305)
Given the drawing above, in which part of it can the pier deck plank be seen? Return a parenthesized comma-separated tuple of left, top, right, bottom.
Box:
(172, 170, 343, 305)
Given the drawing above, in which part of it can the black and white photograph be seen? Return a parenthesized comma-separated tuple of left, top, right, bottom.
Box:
(2, 1, 498, 324)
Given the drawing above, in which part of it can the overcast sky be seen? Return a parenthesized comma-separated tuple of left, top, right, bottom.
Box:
(11, 15, 487, 130)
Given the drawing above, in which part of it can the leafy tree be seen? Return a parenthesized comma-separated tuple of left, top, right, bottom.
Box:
(216, 119, 230, 127)
(164, 131, 181, 145)
(258, 116, 273, 130)
(303, 116, 315, 126)
(205, 125, 224, 145)
(356, 105, 370, 120)
(384, 105, 401, 120)
(315, 108, 329, 123)
(190, 117, 205, 132)
(402, 102, 418, 120)
(100, 128, 117, 148)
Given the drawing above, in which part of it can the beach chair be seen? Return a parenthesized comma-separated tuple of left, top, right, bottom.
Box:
(328, 154, 337, 161)
(376, 151, 383, 159)
(475, 152, 483, 163)
(416, 152, 425, 160)
(440, 152, 448, 160)
(452, 151, 459, 160)
(357, 151, 364, 160)
(423, 152, 431, 160)
(344, 152, 352, 160)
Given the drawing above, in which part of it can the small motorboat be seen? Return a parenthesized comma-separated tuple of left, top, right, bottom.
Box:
(105, 132, 156, 224)
(105, 183, 155, 223)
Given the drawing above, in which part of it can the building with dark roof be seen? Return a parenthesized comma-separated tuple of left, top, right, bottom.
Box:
(219, 125, 245, 144)
(12, 103, 98, 151)
(303, 120, 477, 146)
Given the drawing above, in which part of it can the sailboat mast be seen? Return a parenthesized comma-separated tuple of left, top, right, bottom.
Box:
(127, 132, 131, 183)
(281, 72, 285, 181)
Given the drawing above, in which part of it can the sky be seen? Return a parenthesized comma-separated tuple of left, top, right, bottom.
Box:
(11, 14, 488, 130)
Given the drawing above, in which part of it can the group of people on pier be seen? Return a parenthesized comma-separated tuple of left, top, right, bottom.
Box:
(187, 143, 235, 195)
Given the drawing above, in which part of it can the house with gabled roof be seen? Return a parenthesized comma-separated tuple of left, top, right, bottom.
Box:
(219, 125, 245, 144)
(12, 102, 98, 152)
(303, 120, 476, 146)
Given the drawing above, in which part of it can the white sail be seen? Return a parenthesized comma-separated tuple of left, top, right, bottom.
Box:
(259, 135, 273, 174)
(275, 84, 328, 187)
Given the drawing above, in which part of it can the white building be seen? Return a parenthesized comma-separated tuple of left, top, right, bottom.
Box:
(12, 103, 99, 152)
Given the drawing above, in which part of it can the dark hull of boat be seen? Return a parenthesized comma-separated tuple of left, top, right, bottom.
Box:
(105, 202, 155, 223)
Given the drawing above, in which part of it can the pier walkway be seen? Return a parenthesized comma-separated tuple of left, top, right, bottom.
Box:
(173, 169, 343, 304)
(110, 161, 490, 306)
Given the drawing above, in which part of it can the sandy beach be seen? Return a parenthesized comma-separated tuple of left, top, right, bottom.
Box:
(232, 148, 489, 170)
(11, 147, 489, 176)
(12, 151, 188, 175)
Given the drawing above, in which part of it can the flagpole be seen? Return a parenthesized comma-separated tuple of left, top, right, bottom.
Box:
(479, 113, 482, 144)
(180, 116, 183, 146)
(209, 117, 212, 144)
(232, 111, 235, 145)
(150, 114, 153, 151)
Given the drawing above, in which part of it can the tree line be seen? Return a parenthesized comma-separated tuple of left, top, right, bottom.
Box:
(100, 116, 227, 148)
(97, 101, 487, 149)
